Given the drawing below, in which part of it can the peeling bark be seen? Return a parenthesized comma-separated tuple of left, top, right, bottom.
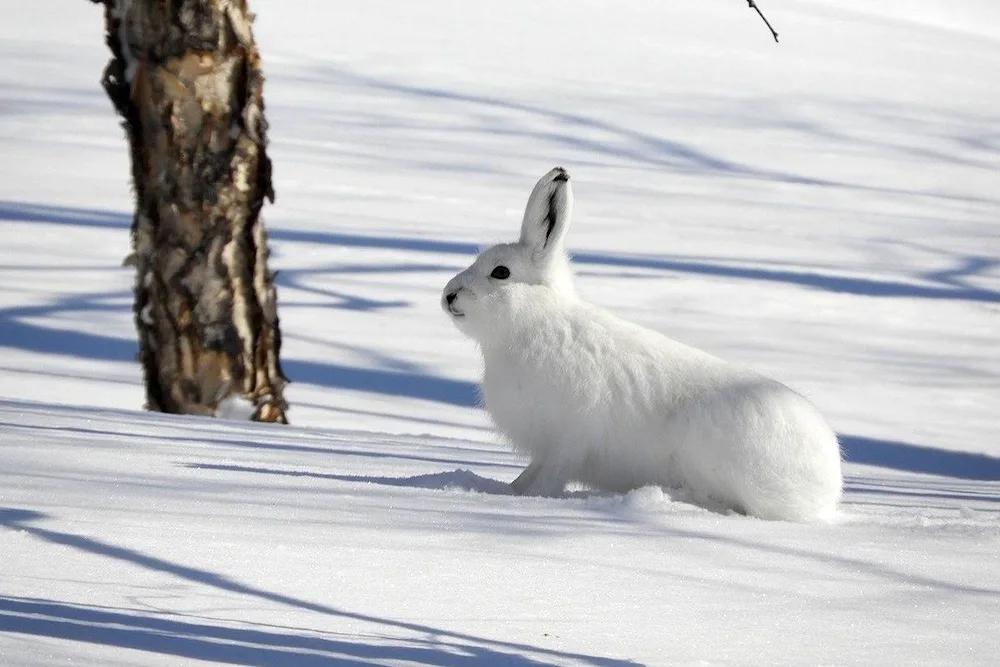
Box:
(91, 0, 288, 423)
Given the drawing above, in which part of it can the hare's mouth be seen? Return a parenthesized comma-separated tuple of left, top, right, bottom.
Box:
(448, 306, 465, 318)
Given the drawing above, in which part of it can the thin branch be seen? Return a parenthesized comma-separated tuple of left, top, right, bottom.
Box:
(747, 0, 779, 43)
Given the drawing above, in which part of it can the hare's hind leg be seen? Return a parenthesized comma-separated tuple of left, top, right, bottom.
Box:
(511, 456, 568, 497)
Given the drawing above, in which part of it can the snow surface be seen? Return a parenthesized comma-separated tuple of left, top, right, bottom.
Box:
(1, 0, 998, 665)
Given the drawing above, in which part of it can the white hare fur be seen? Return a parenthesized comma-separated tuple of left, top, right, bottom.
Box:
(442, 167, 842, 521)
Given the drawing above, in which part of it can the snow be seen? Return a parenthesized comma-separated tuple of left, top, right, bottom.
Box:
(0, 0, 998, 665)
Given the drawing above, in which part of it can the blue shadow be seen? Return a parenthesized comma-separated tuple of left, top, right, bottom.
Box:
(0, 317, 478, 407)
(841, 434, 1000, 481)
(0, 596, 581, 667)
(0, 509, 637, 667)
(2, 199, 996, 303)
(283, 359, 477, 407)
(0, 596, 384, 667)
(0, 316, 137, 363)
(187, 463, 513, 494)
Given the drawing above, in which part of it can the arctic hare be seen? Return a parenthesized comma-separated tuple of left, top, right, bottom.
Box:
(441, 168, 842, 521)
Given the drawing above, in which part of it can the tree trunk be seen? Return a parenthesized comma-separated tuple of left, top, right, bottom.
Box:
(91, 0, 288, 423)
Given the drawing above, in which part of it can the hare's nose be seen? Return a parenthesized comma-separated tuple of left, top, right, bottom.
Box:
(445, 292, 458, 305)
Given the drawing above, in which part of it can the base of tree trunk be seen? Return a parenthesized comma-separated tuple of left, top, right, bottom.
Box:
(93, 0, 289, 423)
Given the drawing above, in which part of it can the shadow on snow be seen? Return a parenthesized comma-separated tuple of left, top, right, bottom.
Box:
(0, 508, 635, 667)
(187, 463, 514, 495)
(0, 596, 555, 667)
(1, 200, 997, 303)
(840, 435, 1000, 482)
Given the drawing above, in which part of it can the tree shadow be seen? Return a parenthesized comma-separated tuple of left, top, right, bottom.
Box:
(276, 64, 1000, 206)
(843, 476, 1000, 507)
(0, 302, 478, 407)
(840, 434, 1000, 481)
(0, 293, 136, 362)
(283, 359, 478, 407)
(0, 596, 551, 667)
(727, 96, 1000, 173)
(0, 509, 637, 667)
(0, 413, 505, 470)
(3, 199, 996, 303)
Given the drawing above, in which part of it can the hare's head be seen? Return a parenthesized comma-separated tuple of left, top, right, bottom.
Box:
(442, 168, 575, 339)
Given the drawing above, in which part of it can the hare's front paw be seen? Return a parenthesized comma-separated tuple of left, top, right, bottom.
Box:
(510, 457, 568, 497)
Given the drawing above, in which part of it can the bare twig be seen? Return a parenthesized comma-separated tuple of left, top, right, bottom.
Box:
(747, 0, 779, 43)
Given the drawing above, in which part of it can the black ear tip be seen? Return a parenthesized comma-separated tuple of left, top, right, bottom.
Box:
(553, 168, 569, 183)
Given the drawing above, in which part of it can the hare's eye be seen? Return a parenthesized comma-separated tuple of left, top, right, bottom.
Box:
(490, 265, 511, 280)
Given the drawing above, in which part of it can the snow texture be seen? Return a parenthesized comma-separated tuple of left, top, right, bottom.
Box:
(1, 1, 998, 665)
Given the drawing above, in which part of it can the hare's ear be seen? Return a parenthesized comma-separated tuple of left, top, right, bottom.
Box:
(519, 167, 573, 261)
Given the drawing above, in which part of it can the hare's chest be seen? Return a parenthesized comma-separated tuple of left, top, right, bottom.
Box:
(481, 350, 580, 453)
(481, 357, 551, 424)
